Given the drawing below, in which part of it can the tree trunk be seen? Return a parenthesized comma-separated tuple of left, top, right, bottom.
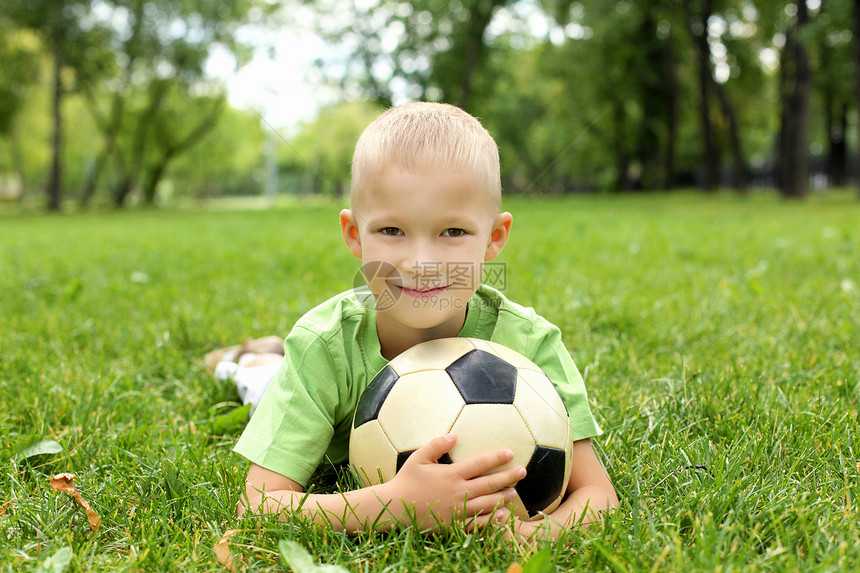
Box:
(780, 2, 812, 198)
(110, 83, 167, 208)
(10, 138, 28, 202)
(114, 174, 134, 207)
(612, 98, 632, 191)
(712, 80, 748, 193)
(80, 146, 112, 208)
(80, 86, 126, 208)
(142, 160, 170, 205)
(141, 97, 224, 205)
(854, 0, 860, 198)
(46, 34, 63, 211)
(637, 10, 663, 191)
(776, 43, 788, 190)
(454, 0, 501, 109)
(664, 31, 678, 190)
(818, 11, 847, 189)
(689, 0, 719, 191)
(825, 99, 847, 188)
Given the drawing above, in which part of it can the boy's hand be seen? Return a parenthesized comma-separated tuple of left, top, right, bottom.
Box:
(469, 508, 545, 546)
(469, 439, 620, 544)
(383, 432, 526, 528)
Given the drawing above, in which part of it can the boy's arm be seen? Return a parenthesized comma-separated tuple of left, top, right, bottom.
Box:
(238, 433, 526, 533)
(473, 438, 618, 541)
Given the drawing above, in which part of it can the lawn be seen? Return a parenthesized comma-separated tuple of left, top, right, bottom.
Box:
(1, 191, 858, 571)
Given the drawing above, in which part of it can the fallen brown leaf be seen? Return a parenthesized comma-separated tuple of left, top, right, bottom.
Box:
(214, 529, 241, 572)
(506, 564, 523, 573)
(0, 499, 8, 516)
(50, 473, 101, 531)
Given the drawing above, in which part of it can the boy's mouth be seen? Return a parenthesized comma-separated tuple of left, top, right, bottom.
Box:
(395, 284, 451, 298)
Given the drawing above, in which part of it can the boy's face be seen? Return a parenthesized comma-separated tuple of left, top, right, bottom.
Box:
(341, 164, 511, 338)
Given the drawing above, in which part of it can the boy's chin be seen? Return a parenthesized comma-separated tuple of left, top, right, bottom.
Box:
(382, 299, 469, 329)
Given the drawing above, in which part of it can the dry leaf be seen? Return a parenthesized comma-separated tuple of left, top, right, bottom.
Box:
(214, 529, 241, 572)
(506, 564, 523, 573)
(0, 499, 8, 516)
(50, 473, 101, 531)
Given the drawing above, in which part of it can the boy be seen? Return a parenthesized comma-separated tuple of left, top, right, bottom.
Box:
(234, 102, 618, 541)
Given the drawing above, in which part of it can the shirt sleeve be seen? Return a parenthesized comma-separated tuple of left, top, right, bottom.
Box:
(528, 322, 602, 441)
(489, 300, 602, 442)
(233, 325, 346, 487)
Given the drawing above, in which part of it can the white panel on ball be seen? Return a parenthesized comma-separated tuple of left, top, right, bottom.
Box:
(448, 404, 535, 473)
(350, 419, 398, 485)
(388, 337, 476, 375)
(514, 369, 570, 449)
(377, 370, 466, 451)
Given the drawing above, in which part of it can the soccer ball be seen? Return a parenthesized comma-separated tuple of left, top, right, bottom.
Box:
(349, 337, 573, 520)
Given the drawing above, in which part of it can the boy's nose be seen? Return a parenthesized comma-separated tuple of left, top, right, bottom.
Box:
(398, 240, 443, 279)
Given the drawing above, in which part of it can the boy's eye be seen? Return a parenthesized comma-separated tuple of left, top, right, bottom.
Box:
(442, 228, 467, 237)
(380, 227, 403, 236)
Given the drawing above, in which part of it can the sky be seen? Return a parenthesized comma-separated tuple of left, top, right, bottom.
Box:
(206, 1, 562, 130)
(206, 8, 340, 130)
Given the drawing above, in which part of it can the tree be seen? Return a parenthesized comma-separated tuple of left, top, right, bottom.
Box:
(308, 0, 515, 111)
(422, 0, 511, 109)
(811, 0, 852, 187)
(281, 101, 382, 197)
(78, 0, 262, 207)
(567, 0, 686, 191)
(854, 0, 860, 198)
(167, 106, 266, 199)
(0, 26, 41, 200)
(139, 91, 227, 205)
(778, 0, 813, 198)
(0, 26, 39, 136)
(1, 0, 108, 210)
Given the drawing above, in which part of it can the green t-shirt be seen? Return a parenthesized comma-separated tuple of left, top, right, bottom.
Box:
(233, 285, 601, 487)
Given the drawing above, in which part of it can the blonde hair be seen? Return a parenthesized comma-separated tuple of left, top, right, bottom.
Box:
(351, 102, 501, 209)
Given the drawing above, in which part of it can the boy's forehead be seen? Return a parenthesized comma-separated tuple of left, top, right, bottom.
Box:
(352, 163, 499, 211)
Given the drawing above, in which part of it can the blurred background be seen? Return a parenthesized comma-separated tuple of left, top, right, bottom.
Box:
(0, 0, 857, 210)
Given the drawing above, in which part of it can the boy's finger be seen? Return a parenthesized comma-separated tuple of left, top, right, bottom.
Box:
(469, 466, 526, 498)
(409, 433, 457, 464)
(464, 490, 515, 519)
(455, 448, 516, 479)
(465, 508, 507, 531)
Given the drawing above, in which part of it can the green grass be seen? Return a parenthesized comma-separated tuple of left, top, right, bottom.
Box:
(1, 191, 858, 571)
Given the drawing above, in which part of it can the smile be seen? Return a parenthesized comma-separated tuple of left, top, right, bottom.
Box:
(396, 285, 451, 298)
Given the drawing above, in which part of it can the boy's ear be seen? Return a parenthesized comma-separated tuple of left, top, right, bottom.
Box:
(484, 212, 513, 262)
(340, 209, 363, 259)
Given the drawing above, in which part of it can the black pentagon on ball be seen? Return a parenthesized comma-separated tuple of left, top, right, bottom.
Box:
(515, 445, 568, 518)
(396, 451, 453, 473)
(445, 349, 518, 404)
(353, 365, 400, 428)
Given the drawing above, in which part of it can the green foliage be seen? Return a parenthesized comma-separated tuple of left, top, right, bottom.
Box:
(298, 0, 857, 195)
(0, 27, 40, 135)
(279, 540, 349, 572)
(1, 193, 858, 570)
(0, 0, 266, 208)
(34, 547, 72, 573)
(0, 56, 52, 198)
(168, 106, 267, 199)
(280, 101, 382, 196)
(521, 548, 553, 573)
(3, 1, 860, 205)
